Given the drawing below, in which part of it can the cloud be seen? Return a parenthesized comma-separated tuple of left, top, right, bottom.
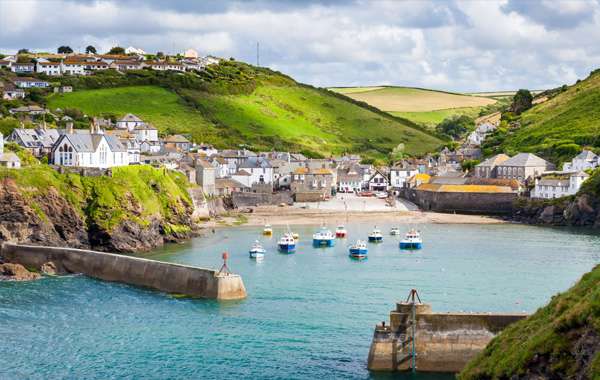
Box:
(1, 0, 600, 91)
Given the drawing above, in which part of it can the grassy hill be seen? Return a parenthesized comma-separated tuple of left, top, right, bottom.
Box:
(459, 264, 600, 379)
(483, 70, 600, 164)
(329, 86, 496, 127)
(45, 62, 443, 160)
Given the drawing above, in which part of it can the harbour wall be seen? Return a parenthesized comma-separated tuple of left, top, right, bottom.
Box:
(403, 188, 517, 214)
(232, 191, 293, 208)
(1, 243, 247, 300)
(368, 302, 527, 373)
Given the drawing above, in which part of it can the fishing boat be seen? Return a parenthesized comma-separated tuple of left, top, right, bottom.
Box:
(335, 225, 347, 238)
(399, 229, 422, 250)
(292, 232, 300, 240)
(249, 240, 266, 259)
(348, 240, 368, 259)
(278, 233, 296, 253)
(390, 227, 401, 236)
(368, 226, 383, 243)
(262, 224, 273, 236)
(312, 226, 335, 247)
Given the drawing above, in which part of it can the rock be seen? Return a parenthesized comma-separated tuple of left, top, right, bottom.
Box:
(41, 261, 67, 276)
(0, 263, 41, 281)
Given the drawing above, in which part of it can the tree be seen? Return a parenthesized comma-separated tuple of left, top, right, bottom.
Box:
(461, 159, 480, 172)
(435, 115, 473, 139)
(156, 51, 165, 59)
(389, 143, 407, 164)
(511, 89, 533, 115)
(17, 48, 29, 54)
(57, 46, 73, 54)
(85, 45, 97, 54)
(108, 46, 126, 55)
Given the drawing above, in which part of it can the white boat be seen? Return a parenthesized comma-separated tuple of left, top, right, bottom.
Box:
(400, 229, 422, 250)
(349, 240, 368, 259)
(249, 240, 266, 259)
(313, 226, 335, 247)
(278, 233, 296, 253)
(390, 227, 401, 236)
(368, 226, 383, 242)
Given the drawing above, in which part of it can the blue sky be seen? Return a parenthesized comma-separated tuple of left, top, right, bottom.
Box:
(2, 0, 600, 91)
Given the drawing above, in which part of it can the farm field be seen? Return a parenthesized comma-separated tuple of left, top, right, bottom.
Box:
(389, 107, 481, 127)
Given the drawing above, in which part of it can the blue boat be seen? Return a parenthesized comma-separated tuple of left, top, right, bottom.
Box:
(249, 240, 266, 259)
(349, 240, 368, 259)
(399, 229, 423, 250)
(278, 233, 296, 253)
(368, 226, 383, 243)
(312, 227, 335, 247)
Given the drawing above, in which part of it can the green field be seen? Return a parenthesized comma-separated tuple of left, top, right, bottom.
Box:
(483, 70, 600, 164)
(47, 69, 444, 159)
(389, 107, 482, 127)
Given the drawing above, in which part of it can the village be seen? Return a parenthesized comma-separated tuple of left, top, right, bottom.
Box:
(0, 105, 596, 215)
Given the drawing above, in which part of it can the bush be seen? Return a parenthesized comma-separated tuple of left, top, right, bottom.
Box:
(435, 114, 473, 139)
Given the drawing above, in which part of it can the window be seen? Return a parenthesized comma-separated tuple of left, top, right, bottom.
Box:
(99, 144, 107, 165)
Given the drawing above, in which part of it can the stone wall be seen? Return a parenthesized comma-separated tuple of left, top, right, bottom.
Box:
(1, 243, 246, 300)
(232, 191, 293, 208)
(294, 191, 327, 202)
(368, 302, 527, 372)
(404, 188, 517, 214)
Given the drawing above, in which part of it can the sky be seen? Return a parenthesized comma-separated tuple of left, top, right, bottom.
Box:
(2, 0, 600, 92)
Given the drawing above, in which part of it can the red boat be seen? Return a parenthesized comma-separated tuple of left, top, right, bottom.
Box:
(335, 225, 347, 238)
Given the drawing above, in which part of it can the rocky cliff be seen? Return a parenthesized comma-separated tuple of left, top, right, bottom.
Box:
(0, 165, 199, 253)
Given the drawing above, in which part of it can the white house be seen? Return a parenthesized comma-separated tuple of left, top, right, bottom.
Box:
(13, 77, 49, 88)
(0, 132, 21, 169)
(51, 123, 129, 168)
(237, 157, 273, 185)
(116, 113, 145, 131)
(61, 60, 86, 75)
(337, 164, 364, 193)
(531, 171, 590, 199)
(1, 83, 25, 100)
(368, 169, 390, 192)
(390, 165, 419, 190)
(36, 61, 62, 76)
(563, 150, 598, 171)
(10, 63, 35, 73)
(125, 46, 146, 55)
(133, 124, 160, 153)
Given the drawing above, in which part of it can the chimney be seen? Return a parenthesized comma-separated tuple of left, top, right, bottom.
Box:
(66, 121, 74, 134)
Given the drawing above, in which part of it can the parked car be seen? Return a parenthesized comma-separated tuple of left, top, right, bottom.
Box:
(359, 191, 374, 197)
(376, 192, 388, 199)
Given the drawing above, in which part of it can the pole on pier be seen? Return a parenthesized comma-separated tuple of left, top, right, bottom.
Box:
(405, 288, 421, 373)
(218, 252, 230, 275)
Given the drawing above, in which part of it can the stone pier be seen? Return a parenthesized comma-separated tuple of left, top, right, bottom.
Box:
(1, 243, 247, 300)
(368, 295, 527, 373)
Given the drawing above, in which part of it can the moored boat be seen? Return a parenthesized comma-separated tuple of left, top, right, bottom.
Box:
(263, 224, 273, 236)
(390, 227, 401, 236)
(249, 240, 266, 259)
(335, 225, 347, 238)
(278, 233, 296, 253)
(399, 229, 422, 250)
(312, 226, 335, 247)
(292, 232, 300, 240)
(349, 240, 368, 259)
(368, 226, 383, 243)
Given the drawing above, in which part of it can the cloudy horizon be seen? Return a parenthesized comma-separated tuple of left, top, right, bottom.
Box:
(2, 0, 600, 92)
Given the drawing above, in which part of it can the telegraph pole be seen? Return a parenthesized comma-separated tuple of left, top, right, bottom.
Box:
(256, 42, 260, 67)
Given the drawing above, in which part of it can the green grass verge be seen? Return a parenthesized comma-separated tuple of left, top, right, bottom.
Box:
(389, 107, 482, 128)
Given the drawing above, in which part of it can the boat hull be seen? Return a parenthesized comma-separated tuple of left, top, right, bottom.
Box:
(335, 232, 347, 238)
(399, 242, 422, 250)
(368, 236, 383, 243)
(249, 251, 265, 259)
(278, 243, 296, 253)
(349, 248, 368, 259)
(313, 239, 335, 247)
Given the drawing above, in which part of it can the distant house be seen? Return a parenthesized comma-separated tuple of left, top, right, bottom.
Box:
(390, 165, 419, 191)
(196, 159, 216, 195)
(291, 167, 334, 201)
(110, 60, 143, 71)
(496, 153, 554, 181)
(474, 154, 510, 178)
(9, 105, 48, 116)
(563, 150, 598, 171)
(61, 59, 86, 75)
(531, 171, 590, 199)
(13, 77, 49, 88)
(53, 86, 73, 94)
(1, 83, 25, 100)
(10, 62, 35, 74)
(163, 134, 192, 152)
(237, 157, 273, 185)
(84, 61, 109, 71)
(215, 178, 249, 196)
(0, 133, 21, 169)
(116, 113, 145, 131)
(337, 164, 365, 193)
(146, 61, 185, 72)
(105, 129, 141, 164)
(8, 125, 60, 157)
(36, 61, 61, 76)
(210, 156, 231, 178)
(367, 169, 390, 192)
(51, 123, 128, 168)
(132, 124, 160, 153)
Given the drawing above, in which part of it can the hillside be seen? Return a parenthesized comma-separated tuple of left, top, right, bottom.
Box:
(0, 164, 195, 252)
(45, 62, 443, 159)
(483, 70, 600, 164)
(459, 264, 600, 379)
(329, 86, 496, 127)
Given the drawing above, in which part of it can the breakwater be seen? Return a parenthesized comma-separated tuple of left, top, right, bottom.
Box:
(1, 243, 246, 300)
(368, 292, 527, 373)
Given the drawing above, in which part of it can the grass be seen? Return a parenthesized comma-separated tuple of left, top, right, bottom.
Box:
(483, 70, 600, 164)
(46, 79, 443, 159)
(0, 165, 191, 232)
(329, 86, 495, 112)
(389, 107, 481, 128)
(459, 264, 600, 379)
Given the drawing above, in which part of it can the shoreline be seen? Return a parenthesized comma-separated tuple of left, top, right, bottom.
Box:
(208, 205, 508, 227)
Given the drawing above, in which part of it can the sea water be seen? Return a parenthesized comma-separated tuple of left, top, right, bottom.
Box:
(1, 222, 599, 379)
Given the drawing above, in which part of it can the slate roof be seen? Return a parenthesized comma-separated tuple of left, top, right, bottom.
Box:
(476, 154, 510, 168)
(11, 128, 59, 148)
(215, 178, 248, 189)
(239, 157, 272, 169)
(499, 153, 550, 167)
(164, 134, 190, 143)
(0, 152, 20, 163)
(56, 133, 127, 153)
(118, 113, 143, 123)
(575, 150, 597, 160)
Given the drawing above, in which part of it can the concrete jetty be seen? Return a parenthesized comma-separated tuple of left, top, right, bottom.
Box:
(368, 291, 527, 373)
(1, 243, 247, 300)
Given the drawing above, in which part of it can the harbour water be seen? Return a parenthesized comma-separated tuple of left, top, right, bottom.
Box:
(1, 222, 599, 379)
